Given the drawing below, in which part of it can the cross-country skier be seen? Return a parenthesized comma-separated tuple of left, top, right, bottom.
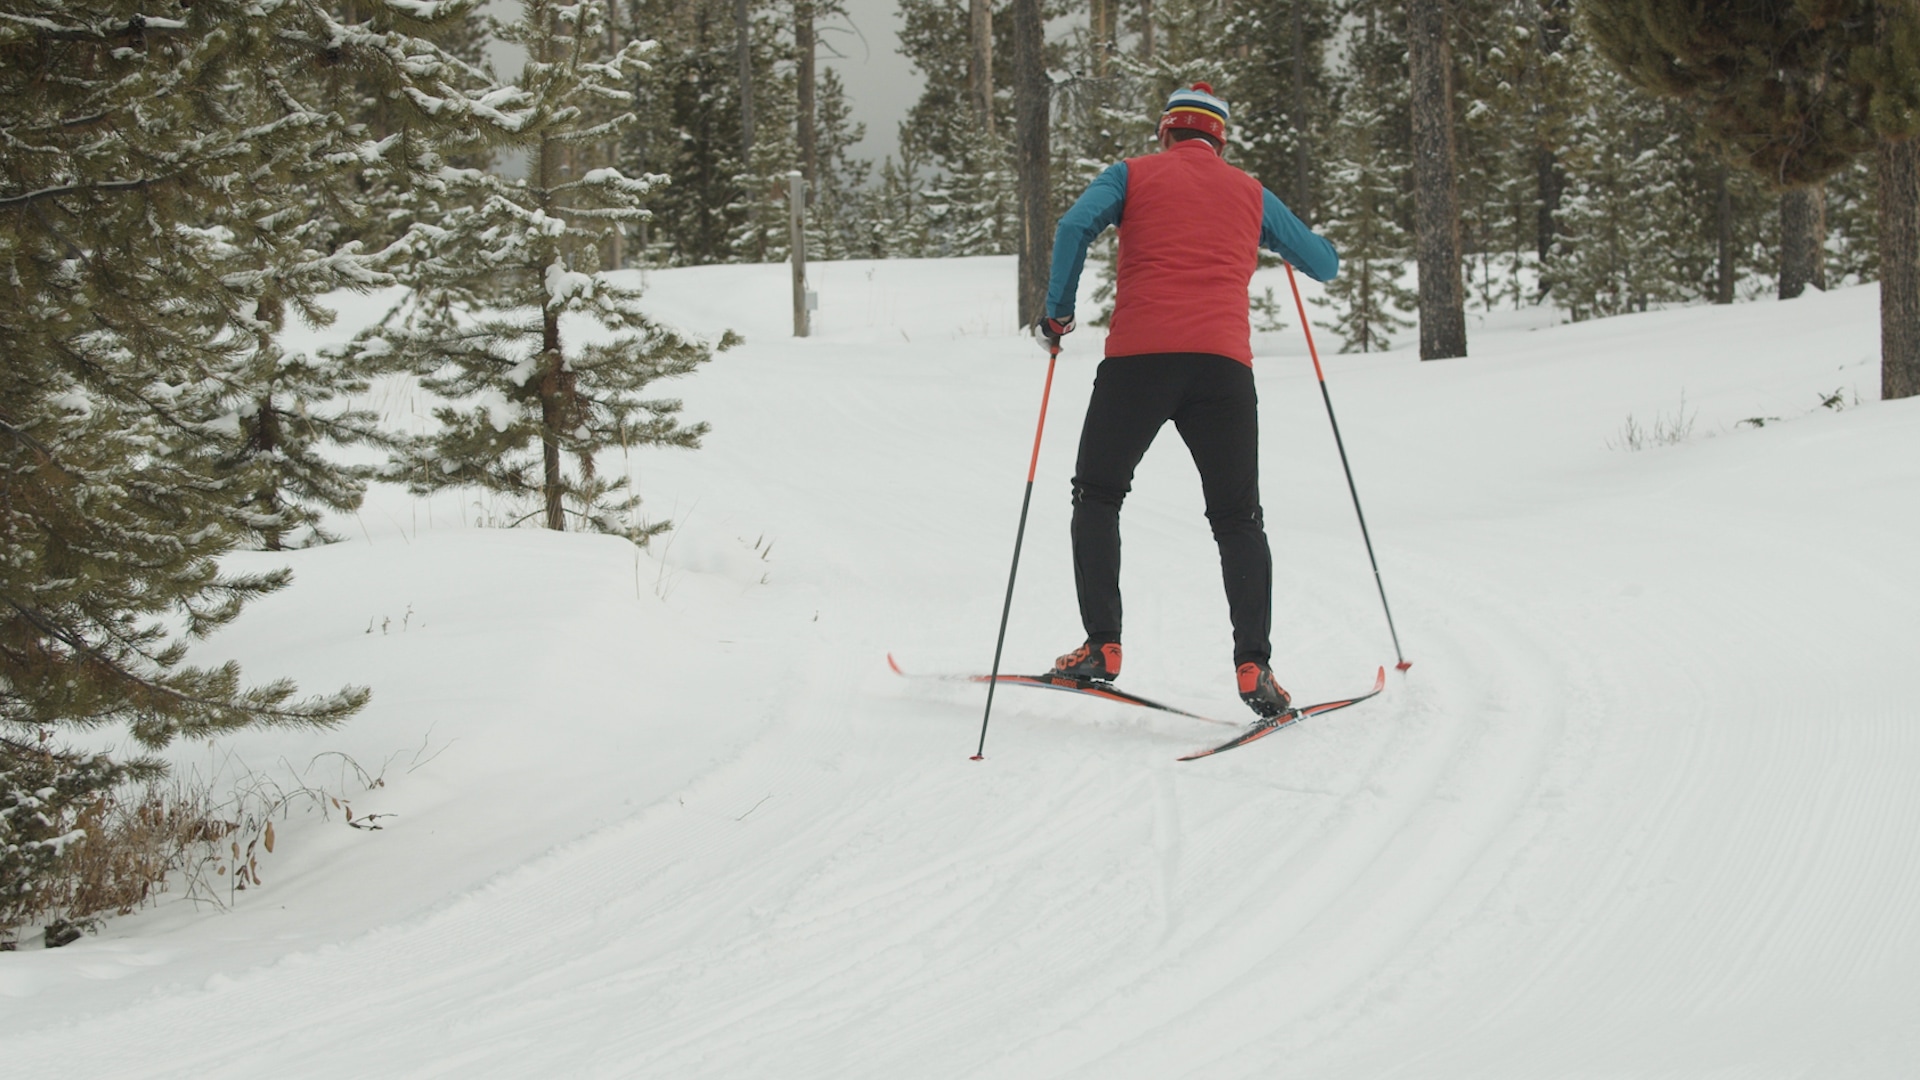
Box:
(1038, 82, 1340, 719)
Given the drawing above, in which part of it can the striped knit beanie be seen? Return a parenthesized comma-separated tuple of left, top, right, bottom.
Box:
(1158, 82, 1229, 144)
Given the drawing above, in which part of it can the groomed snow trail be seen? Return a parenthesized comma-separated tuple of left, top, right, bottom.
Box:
(3, 260, 1915, 1078)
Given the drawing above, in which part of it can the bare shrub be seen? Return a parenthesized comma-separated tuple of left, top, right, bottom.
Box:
(1609, 393, 1696, 451)
(4, 746, 405, 949)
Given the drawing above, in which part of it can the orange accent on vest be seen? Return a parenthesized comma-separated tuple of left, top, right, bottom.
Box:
(1106, 141, 1265, 365)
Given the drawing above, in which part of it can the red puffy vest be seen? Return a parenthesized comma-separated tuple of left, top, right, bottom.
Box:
(1105, 140, 1266, 365)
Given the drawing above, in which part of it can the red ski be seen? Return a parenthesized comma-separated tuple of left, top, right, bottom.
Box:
(887, 653, 1235, 726)
(1176, 666, 1387, 761)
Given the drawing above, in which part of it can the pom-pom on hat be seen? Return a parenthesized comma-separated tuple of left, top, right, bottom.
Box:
(1158, 82, 1229, 144)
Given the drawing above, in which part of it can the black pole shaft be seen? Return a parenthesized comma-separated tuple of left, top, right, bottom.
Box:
(1313, 377, 1409, 670)
(974, 475, 1037, 759)
(1285, 263, 1410, 671)
(974, 346, 1060, 759)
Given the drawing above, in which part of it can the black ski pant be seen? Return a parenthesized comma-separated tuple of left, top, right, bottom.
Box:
(1070, 353, 1272, 665)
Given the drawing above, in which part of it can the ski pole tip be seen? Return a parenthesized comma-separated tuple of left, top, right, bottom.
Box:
(1395, 660, 1412, 672)
(970, 754, 985, 762)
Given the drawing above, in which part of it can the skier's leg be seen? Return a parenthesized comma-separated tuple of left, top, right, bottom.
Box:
(1171, 356, 1272, 665)
(1071, 356, 1185, 645)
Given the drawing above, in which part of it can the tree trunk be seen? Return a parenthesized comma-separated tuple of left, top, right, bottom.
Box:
(541, 307, 567, 531)
(736, 0, 754, 166)
(795, 0, 816, 201)
(1012, 0, 1050, 326)
(1532, 0, 1569, 271)
(1534, 149, 1563, 267)
(1880, 136, 1920, 401)
(1090, 0, 1111, 77)
(1289, 0, 1310, 221)
(1715, 165, 1735, 303)
(1407, 0, 1467, 360)
(1812, 184, 1828, 290)
(1139, 0, 1153, 60)
(251, 395, 284, 551)
(1779, 184, 1826, 299)
(969, 0, 995, 136)
(607, 10, 625, 271)
(537, 125, 567, 532)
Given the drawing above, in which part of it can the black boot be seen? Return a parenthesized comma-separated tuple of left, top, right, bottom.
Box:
(1049, 641, 1122, 682)
(1236, 660, 1292, 718)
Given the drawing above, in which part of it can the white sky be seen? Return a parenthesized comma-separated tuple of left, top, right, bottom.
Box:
(819, 0, 919, 162)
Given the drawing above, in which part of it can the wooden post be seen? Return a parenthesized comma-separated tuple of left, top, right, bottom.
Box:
(789, 170, 810, 337)
(796, 0, 816, 200)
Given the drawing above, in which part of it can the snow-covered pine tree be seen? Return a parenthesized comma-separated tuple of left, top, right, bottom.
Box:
(1452, 3, 1776, 314)
(807, 68, 874, 260)
(623, 0, 753, 264)
(728, 0, 869, 265)
(1055, 1, 1226, 325)
(1312, 0, 1416, 351)
(216, 3, 519, 552)
(925, 122, 1019, 256)
(1051, 53, 1146, 325)
(1580, 0, 1920, 398)
(1453, 1, 1547, 311)
(1144, 0, 1224, 88)
(895, 0, 1019, 256)
(1551, 41, 1691, 320)
(1, 0, 519, 939)
(1223, 0, 1336, 223)
(869, 145, 935, 257)
(1824, 156, 1880, 287)
(1444, 0, 1588, 305)
(212, 343, 401, 551)
(1662, 112, 1776, 305)
(730, 59, 801, 264)
(299, 0, 501, 257)
(1051, 1, 1153, 204)
(357, 0, 730, 540)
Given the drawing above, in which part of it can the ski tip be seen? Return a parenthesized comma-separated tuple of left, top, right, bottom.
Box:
(887, 653, 904, 675)
(1373, 666, 1387, 690)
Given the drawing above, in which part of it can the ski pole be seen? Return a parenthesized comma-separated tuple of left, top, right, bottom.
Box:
(973, 341, 1061, 760)
(1284, 262, 1411, 672)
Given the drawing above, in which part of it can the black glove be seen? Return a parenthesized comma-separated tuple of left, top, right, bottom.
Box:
(1036, 315, 1075, 350)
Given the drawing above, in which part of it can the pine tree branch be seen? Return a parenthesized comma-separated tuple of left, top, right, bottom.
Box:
(3, 598, 362, 735)
(0, 13, 192, 45)
(0, 175, 174, 212)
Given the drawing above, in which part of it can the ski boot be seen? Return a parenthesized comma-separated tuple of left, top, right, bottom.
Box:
(1049, 641, 1122, 683)
(1236, 660, 1293, 719)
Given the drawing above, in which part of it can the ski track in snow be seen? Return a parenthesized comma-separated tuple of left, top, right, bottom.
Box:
(4, 259, 1917, 1078)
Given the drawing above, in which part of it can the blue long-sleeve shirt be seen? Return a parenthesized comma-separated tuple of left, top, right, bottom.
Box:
(1045, 160, 1339, 322)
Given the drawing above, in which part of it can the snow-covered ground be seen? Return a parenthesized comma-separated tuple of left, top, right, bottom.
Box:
(4, 257, 1916, 1078)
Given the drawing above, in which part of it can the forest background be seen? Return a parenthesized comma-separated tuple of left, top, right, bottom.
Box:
(594, 0, 1886, 347)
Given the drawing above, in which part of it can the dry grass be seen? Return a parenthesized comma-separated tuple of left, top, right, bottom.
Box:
(7, 748, 403, 950)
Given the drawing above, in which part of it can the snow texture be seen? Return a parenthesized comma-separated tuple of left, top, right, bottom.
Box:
(1, 257, 1914, 1078)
